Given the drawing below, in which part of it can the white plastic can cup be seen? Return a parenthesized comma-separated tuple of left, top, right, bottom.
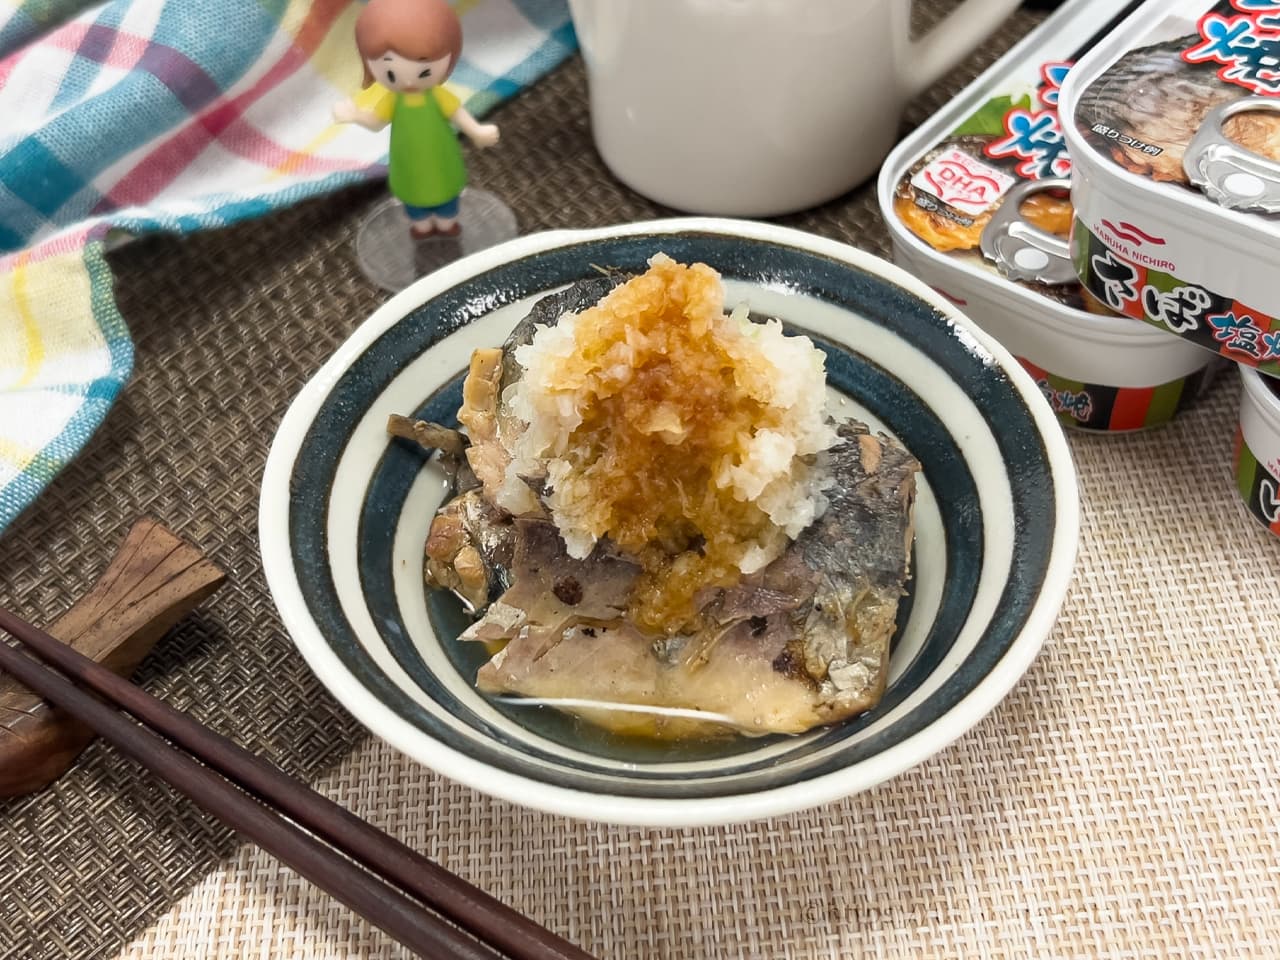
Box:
(1235, 367, 1280, 537)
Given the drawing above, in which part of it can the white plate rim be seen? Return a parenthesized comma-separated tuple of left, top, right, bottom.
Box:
(258, 216, 1080, 827)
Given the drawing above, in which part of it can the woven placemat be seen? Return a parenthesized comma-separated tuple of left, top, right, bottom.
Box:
(2, 3, 1277, 958)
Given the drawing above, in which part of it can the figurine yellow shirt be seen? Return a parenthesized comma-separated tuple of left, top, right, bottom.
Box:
(356, 83, 466, 208)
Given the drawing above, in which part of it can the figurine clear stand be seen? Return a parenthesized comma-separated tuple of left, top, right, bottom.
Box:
(355, 188, 517, 293)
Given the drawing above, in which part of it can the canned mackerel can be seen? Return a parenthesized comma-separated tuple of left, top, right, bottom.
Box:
(1060, 0, 1280, 375)
(878, 0, 1215, 433)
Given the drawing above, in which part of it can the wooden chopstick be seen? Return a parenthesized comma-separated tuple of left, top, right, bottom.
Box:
(0, 608, 596, 960)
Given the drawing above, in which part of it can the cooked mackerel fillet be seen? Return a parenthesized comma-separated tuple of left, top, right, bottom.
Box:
(403, 276, 919, 738)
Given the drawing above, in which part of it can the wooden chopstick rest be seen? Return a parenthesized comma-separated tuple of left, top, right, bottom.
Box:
(0, 518, 225, 797)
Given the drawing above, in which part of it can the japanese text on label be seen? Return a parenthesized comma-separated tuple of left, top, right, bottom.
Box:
(1038, 62, 1071, 108)
(1236, 0, 1280, 31)
(1259, 477, 1280, 523)
(1037, 380, 1093, 422)
(1089, 123, 1164, 156)
(1090, 250, 1233, 342)
(1184, 2, 1280, 95)
(1090, 250, 1139, 312)
(986, 109, 1072, 180)
(1209, 311, 1280, 359)
(1141, 284, 1213, 334)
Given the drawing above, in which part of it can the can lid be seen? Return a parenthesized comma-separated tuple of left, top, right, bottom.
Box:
(876, 0, 1145, 322)
(1060, 0, 1280, 242)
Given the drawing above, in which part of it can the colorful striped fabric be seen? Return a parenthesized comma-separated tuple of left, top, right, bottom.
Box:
(0, 0, 575, 535)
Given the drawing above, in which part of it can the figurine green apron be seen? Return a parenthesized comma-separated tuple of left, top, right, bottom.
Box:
(357, 84, 466, 211)
(332, 0, 500, 239)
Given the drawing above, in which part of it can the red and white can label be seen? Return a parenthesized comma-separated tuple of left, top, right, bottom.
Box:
(911, 148, 1017, 216)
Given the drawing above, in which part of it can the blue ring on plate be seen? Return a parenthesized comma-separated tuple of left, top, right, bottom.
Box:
(357, 341, 963, 780)
(289, 233, 1054, 798)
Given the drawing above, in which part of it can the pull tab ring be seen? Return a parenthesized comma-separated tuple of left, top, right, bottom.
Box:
(1183, 97, 1280, 214)
(979, 177, 1076, 285)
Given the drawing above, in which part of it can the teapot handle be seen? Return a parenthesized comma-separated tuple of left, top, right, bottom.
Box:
(905, 0, 1025, 98)
(566, 0, 600, 64)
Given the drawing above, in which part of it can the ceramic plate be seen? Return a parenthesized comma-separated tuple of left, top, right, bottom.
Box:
(259, 218, 1079, 826)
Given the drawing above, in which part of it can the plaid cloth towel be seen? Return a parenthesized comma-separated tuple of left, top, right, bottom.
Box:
(0, 0, 575, 535)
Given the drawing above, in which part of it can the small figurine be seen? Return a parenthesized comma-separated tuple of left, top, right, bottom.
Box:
(333, 0, 499, 238)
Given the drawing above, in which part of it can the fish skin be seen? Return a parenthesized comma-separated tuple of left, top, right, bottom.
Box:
(486, 518, 640, 626)
(462, 410, 918, 736)
(499, 273, 623, 397)
(799, 422, 917, 607)
(791, 419, 917, 721)
(421, 276, 631, 606)
(424, 488, 516, 611)
(425, 278, 919, 737)
(456, 274, 628, 511)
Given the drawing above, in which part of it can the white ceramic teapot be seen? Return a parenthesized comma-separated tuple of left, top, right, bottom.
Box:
(569, 0, 1026, 215)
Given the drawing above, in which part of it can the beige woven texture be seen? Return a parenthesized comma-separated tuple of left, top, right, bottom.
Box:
(0, 3, 1276, 959)
(113, 376, 1280, 960)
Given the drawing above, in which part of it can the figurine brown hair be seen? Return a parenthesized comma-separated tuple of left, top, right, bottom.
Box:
(355, 0, 463, 88)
